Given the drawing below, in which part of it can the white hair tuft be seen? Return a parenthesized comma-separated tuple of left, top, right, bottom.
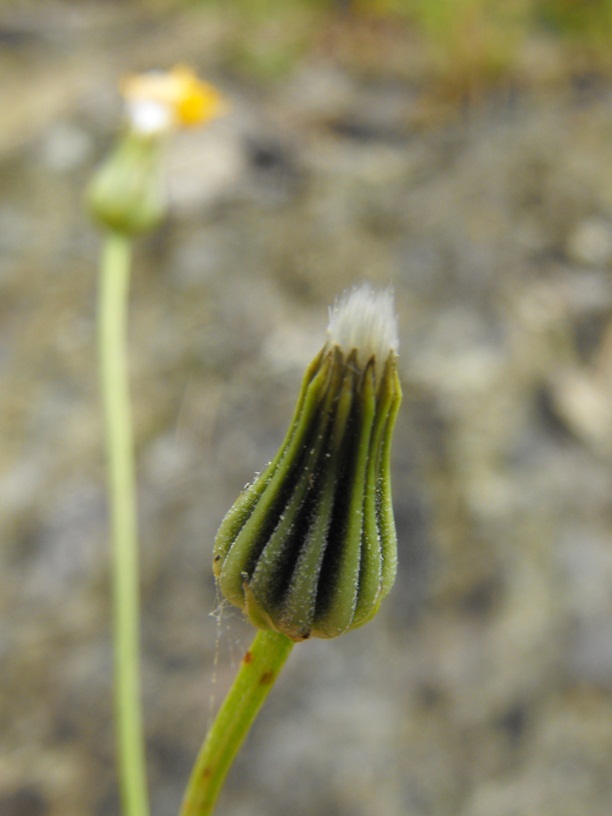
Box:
(327, 284, 398, 372)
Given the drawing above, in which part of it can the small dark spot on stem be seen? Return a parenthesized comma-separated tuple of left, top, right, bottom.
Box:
(243, 651, 253, 664)
(259, 670, 275, 685)
(213, 554, 221, 562)
(201, 767, 212, 780)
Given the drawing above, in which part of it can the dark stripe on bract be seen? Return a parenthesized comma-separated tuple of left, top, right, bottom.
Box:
(216, 354, 335, 605)
(248, 396, 337, 612)
(313, 357, 364, 632)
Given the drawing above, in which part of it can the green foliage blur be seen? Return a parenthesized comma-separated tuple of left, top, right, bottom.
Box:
(142, 0, 612, 92)
(180, 0, 612, 37)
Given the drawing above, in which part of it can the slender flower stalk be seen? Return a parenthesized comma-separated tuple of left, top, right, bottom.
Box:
(179, 630, 294, 816)
(89, 67, 227, 816)
(98, 231, 149, 816)
(182, 285, 402, 814)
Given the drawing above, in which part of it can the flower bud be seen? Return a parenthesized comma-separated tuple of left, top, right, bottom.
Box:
(214, 286, 402, 641)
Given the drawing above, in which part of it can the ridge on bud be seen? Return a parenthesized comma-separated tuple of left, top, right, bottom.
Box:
(214, 286, 402, 641)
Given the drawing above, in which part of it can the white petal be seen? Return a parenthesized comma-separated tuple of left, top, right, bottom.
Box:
(126, 99, 174, 135)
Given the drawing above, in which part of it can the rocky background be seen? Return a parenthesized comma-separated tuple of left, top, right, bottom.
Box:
(1, 2, 612, 815)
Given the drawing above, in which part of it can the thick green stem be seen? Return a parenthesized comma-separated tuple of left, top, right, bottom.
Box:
(180, 629, 294, 816)
(98, 231, 150, 816)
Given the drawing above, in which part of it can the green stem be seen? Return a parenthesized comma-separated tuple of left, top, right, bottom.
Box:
(98, 230, 150, 816)
(179, 629, 294, 816)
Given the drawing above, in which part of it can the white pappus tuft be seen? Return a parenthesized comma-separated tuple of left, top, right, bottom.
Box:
(327, 284, 399, 373)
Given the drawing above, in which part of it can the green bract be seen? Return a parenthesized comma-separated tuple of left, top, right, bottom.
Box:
(87, 133, 165, 236)
(214, 322, 401, 641)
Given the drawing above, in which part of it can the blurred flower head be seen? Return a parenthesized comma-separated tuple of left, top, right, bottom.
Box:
(122, 65, 227, 135)
(88, 66, 227, 235)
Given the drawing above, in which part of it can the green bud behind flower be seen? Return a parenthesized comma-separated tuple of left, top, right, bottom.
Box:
(87, 132, 166, 236)
(214, 286, 402, 641)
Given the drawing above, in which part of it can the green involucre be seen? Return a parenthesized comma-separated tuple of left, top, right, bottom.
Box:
(214, 343, 402, 641)
(88, 133, 165, 236)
